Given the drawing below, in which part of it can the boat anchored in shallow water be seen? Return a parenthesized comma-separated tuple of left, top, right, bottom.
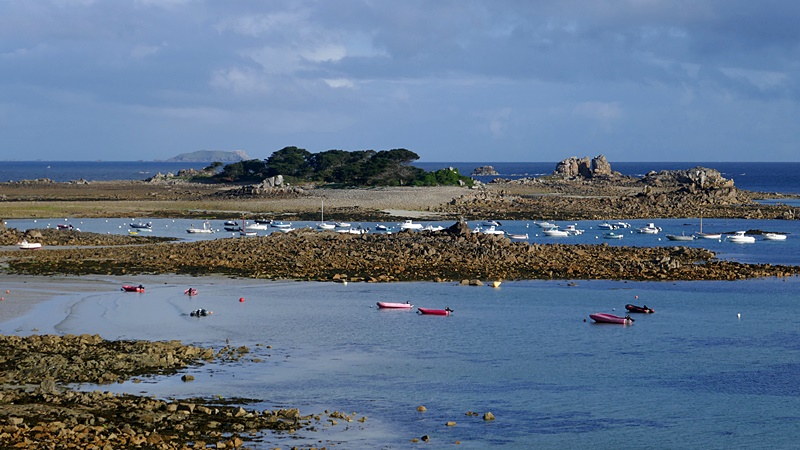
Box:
(762, 233, 787, 241)
(727, 231, 755, 243)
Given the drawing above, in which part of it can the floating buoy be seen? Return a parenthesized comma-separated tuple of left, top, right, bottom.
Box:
(737, 313, 741, 319)
(634, 295, 638, 299)
(1, 297, 4, 301)
(239, 297, 245, 302)
(492, 281, 501, 288)
(5, 290, 8, 294)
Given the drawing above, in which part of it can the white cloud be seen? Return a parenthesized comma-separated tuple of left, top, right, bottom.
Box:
(210, 67, 270, 95)
(324, 78, 355, 89)
(719, 67, 790, 92)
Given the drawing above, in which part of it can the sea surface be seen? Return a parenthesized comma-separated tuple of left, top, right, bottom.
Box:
(1, 161, 800, 448)
(1, 276, 799, 449)
(3, 160, 800, 195)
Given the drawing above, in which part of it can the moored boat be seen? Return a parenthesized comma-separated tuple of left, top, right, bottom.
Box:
(625, 304, 654, 314)
(637, 223, 662, 234)
(763, 232, 787, 241)
(400, 220, 423, 230)
(17, 240, 42, 250)
(589, 313, 634, 324)
(506, 232, 529, 240)
(543, 227, 569, 237)
(727, 231, 755, 243)
(186, 221, 214, 234)
(604, 232, 624, 239)
(122, 284, 145, 292)
(418, 307, 453, 316)
(666, 233, 695, 241)
(377, 301, 413, 309)
(271, 221, 292, 229)
(130, 222, 152, 229)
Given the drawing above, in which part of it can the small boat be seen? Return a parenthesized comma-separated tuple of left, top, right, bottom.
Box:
(130, 222, 152, 229)
(625, 304, 654, 314)
(375, 224, 389, 231)
(589, 313, 634, 324)
(377, 301, 413, 309)
(666, 233, 695, 241)
(224, 226, 240, 232)
(564, 224, 584, 235)
(423, 225, 444, 232)
(186, 221, 215, 234)
(604, 232, 624, 239)
(418, 307, 453, 316)
(56, 224, 71, 229)
(506, 232, 529, 240)
(400, 220, 423, 230)
(245, 223, 269, 230)
(727, 231, 755, 243)
(17, 240, 42, 250)
(336, 227, 367, 234)
(763, 233, 787, 241)
(190, 308, 212, 317)
(611, 222, 631, 229)
(317, 222, 336, 230)
(184, 288, 198, 296)
(695, 215, 722, 239)
(128, 230, 139, 235)
(543, 227, 569, 237)
(223, 220, 238, 226)
(482, 220, 501, 227)
(271, 221, 293, 229)
(254, 218, 272, 224)
(335, 221, 352, 228)
(637, 223, 662, 234)
(597, 222, 615, 230)
(122, 285, 145, 292)
(480, 225, 506, 235)
(240, 230, 257, 236)
(534, 221, 557, 229)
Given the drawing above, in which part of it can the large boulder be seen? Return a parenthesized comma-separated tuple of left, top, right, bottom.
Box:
(553, 155, 610, 178)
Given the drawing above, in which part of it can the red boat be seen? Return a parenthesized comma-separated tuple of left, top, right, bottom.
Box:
(625, 304, 654, 314)
(589, 313, 633, 324)
(377, 301, 413, 309)
(418, 307, 453, 316)
(122, 285, 145, 293)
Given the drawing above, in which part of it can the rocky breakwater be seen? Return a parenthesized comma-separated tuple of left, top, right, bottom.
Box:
(0, 334, 354, 448)
(3, 223, 798, 281)
(0, 227, 175, 247)
(439, 159, 798, 221)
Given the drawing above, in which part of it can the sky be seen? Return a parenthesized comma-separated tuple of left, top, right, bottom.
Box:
(1, 1, 799, 162)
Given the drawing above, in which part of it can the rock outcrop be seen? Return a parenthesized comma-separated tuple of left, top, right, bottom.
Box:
(472, 166, 500, 176)
(553, 155, 615, 178)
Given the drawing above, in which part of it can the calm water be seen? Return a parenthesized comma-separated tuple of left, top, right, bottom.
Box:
(1, 276, 799, 449)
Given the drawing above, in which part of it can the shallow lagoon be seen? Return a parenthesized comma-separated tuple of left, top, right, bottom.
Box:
(1, 275, 798, 449)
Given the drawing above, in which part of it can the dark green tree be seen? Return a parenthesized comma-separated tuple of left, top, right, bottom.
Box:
(265, 146, 312, 179)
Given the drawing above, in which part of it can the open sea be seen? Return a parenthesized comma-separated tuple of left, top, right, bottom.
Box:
(2, 161, 800, 449)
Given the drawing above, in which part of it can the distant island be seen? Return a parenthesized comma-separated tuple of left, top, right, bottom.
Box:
(165, 150, 249, 163)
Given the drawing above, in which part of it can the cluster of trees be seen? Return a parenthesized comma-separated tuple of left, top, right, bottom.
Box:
(210, 146, 473, 187)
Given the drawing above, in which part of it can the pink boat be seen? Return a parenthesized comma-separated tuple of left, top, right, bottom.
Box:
(418, 307, 453, 316)
(589, 313, 633, 324)
(122, 285, 145, 293)
(377, 301, 413, 309)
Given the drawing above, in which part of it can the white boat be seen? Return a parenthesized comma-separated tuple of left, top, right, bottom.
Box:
(224, 220, 238, 226)
(375, 224, 389, 231)
(400, 220, 423, 230)
(604, 232, 624, 239)
(336, 227, 367, 234)
(534, 221, 557, 229)
(423, 225, 444, 232)
(762, 233, 787, 241)
(240, 230, 258, 236)
(666, 233, 696, 241)
(597, 222, 615, 230)
(271, 222, 292, 229)
(130, 222, 152, 229)
(543, 227, 569, 237)
(482, 220, 501, 227)
(612, 222, 631, 229)
(506, 232, 529, 240)
(335, 222, 352, 228)
(564, 224, 584, 235)
(186, 221, 214, 234)
(275, 226, 296, 233)
(17, 240, 42, 250)
(727, 231, 755, 243)
(480, 225, 506, 235)
(245, 223, 269, 230)
(317, 200, 336, 230)
(695, 215, 721, 239)
(637, 223, 662, 234)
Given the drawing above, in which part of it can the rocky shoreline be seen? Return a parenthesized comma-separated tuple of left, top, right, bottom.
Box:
(2, 224, 798, 282)
(0, 334, 359, 449)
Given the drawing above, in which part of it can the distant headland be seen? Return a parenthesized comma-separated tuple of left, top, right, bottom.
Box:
(163, 150, 249, 163)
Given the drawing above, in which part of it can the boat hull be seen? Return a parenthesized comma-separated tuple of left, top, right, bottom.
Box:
(589, 313, 633, 324)
(122, 285, 145, 293)
(625, 304, 654, 314)
(763, 233, 787, 241)
(418, 308, 452, 316)
(377, 302, 413, 309)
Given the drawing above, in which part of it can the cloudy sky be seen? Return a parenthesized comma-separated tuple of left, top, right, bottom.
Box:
(1, 0, 798, 162)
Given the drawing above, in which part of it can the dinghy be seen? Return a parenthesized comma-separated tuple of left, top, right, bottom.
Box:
(625, 304, 654, 314)
(122, 285, 145, 293)
(418, 307, 453, 316)
(377, 301, 413, 309)
(589, 313, 633, 324)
